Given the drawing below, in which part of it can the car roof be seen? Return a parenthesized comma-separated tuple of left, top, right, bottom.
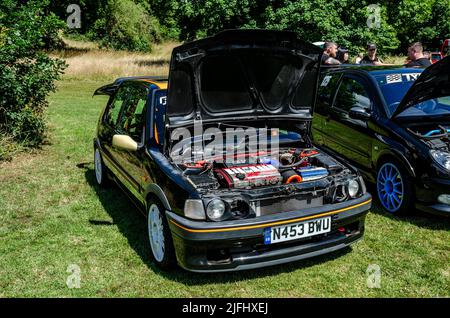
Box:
(115, 76, 168, 89)
(137, 79, 168, 90)
(93, 76, 168, 96)
(321, 64, 425, 77)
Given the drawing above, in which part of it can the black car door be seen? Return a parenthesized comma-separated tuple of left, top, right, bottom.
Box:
(321, 74, 373, 169)
(112, 83, 150, 203)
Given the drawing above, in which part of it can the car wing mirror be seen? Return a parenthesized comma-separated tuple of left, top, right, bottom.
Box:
(112, 134, 138, 152)
(349, 106, 371, 121)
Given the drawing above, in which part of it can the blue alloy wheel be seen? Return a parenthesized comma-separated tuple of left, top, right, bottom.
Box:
(377, 163, 404, 213)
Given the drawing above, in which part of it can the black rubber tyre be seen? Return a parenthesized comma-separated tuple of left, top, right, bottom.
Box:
(94, 147, 109, 187)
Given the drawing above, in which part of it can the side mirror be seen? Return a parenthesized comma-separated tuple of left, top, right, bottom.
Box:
(112, 134, 138, 152)
(349, 106, 371, 121)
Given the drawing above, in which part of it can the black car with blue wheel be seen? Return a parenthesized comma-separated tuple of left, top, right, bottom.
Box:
(312, 56, 450, 216)
(92, 30, 372, 272)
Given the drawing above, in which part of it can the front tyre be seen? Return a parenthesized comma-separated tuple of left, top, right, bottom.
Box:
(376, 160, 414, 215)
(147, 201, 176, 270)
(94, 148, 109, 186)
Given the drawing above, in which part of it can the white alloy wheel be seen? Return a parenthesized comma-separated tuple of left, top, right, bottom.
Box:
(148, 204, 165, 262)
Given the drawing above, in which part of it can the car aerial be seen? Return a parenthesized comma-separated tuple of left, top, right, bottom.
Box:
(313, 57, 450, 216)
(93, 29, 372, 272)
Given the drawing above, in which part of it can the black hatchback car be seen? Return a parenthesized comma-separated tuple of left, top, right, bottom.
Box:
(93, 30, 372, 272)
(313, 57, 450, 216)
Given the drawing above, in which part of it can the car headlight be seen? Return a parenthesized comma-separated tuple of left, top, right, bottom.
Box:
(348, 179, 360, 198)
(206, 199, 226, 221)
(430, 150, 450, 171)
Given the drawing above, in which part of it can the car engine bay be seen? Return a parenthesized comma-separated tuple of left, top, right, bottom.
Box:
(407, 124, 450, 151)
(180, 148, 344, 189)
(169, 141, 363, 220)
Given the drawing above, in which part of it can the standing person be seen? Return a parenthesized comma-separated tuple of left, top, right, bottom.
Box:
(321, 42, 341, 65)
(336, 47, 349, 64)
(360, 43, 383, 65)
(405, 42, 432, 67)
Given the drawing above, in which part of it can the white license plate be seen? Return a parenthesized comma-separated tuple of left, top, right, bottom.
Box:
(264, 216, 331, 245)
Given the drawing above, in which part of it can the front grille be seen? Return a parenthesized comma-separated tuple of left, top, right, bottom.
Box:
(251, 194, 325, 216)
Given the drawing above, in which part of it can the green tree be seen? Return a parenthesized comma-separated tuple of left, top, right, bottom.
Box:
(172, 0, 266, 40)
(264, 0, 399, 54)
(386, 0, 450, 51)
(90, 0, 161, 52)
(48, 0, 163, 51)
(0, 0, 66, 148)
(47, 0, 105, 35)
(387, 0, 435, 51)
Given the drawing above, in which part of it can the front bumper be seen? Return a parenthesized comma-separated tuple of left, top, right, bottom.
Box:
(166, 194, 372, 272)
(416, 176, 450, 216)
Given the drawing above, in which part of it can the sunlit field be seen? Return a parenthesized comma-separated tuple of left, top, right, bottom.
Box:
(50, 38, 177, 80)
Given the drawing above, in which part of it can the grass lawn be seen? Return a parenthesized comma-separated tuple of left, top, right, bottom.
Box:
(0, 79, 449, 297)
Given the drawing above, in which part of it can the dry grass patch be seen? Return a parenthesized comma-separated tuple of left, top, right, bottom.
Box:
(382, 54, 408, 65)
(51, 38, 179, 80)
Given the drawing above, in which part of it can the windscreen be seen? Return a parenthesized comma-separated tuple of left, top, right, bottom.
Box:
(374, 72, 421, 116)
(395, 97, 450, 118)
(375, 71, 450, 118)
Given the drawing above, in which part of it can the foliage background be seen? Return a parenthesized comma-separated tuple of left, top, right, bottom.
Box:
(1, 0, 450, 159)
(0, 0, 66, 159)
(49, 0, 450, 53)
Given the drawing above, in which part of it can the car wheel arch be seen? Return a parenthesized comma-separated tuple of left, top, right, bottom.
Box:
(375, 151, 416, 179)
(144, 184, 172, 212)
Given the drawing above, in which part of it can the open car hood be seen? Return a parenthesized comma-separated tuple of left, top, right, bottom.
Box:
(166, 29, 322, 124)
(393, 56, 450, 118)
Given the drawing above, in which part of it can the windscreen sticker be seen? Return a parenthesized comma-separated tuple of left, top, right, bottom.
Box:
(159, 95, 167, 106)
(321, 75, 332, 87)
(386, 74, 402, 84)
(404, 73, 421, 81)
(385, 73, 421, 84)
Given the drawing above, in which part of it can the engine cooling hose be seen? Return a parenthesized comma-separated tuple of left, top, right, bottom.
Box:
(281, 169, 303, 184)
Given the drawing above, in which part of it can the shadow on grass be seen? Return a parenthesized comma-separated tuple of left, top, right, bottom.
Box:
(50, 47, 91, 58)
(134, 59, 169, 67)
(81, 165, 353, 285)
(366, 184, 450, 231)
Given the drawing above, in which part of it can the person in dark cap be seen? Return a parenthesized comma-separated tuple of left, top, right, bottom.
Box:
(321, 41, 341, 65)
(360, 43, 383, 65)
(336, 47, 350, 63)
